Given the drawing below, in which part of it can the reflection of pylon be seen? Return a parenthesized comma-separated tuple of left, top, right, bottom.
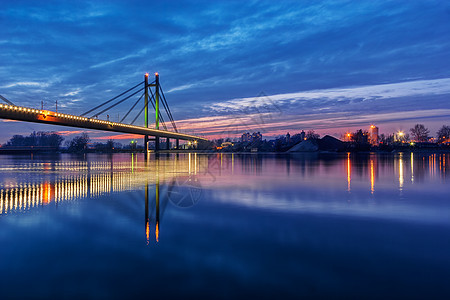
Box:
(167, 176, 202, 208)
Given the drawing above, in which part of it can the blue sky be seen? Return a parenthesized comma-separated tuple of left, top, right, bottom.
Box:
(1, 0, 450, 142)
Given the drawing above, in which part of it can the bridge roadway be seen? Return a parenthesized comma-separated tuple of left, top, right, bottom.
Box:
(0, 103, 207, 142)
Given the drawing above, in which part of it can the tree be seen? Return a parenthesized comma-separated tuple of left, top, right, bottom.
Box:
(351, 129, 369, 144)
(39, 132, 64, 148)
(380, 133, 395, 145)
(106, 139, 115, 151)
(67, 133, 90, 152)
(437, 125, 450, 143)
(291, 133, 304, 144)
(5, 131, 64, 149)
(410, 124, 429, 142)
(306, 130, 320, 140)
(7, 135, 26, 146)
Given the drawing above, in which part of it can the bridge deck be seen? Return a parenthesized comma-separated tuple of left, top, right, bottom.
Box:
(0, 104, 206, 141)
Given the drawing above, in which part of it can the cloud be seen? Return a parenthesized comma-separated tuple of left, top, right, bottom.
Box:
(90, 49, 148, 69)
(1, 82, 50, 89)
(61, 88, 81, 97)
(94, 133, 142, 140)
(209, 78, 450, 113)
(166, 84, 196, 93)
(55, 130, 85, 136)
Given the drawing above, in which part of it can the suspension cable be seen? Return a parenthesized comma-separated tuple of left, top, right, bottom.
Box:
(0, 95, 15, 106)
(130, 94, 168, 130)
(148, 88, 168, 130)
(81, 81, 143, 117)
(158, 85, 178, 132)
(91, 87, 145, 118)
(130, 105, 145, 126)
(120, 92, 144, 123)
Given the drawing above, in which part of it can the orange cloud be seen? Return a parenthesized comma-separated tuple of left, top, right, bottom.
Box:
(55, 130, 85, 136)
(95, 133, 142, 140)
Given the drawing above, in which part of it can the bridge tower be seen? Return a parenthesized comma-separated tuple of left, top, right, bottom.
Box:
(144, 72, 161, 152)
(154, 73, 160, 151)
(144, 73, 149, 150)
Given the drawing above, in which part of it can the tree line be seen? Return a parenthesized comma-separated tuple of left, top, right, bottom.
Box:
(1, 131, 123, 153)
(351, 124, 450, 145)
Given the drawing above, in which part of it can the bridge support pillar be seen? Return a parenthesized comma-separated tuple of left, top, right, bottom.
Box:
(155, 136, 160, 152)
(166, 138, 170, 150)
(176, 139, 179, 150)
(144, 136, 148, 152)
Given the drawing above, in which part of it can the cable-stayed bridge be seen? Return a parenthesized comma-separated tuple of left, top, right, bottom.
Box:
(0, 73, 207, 150)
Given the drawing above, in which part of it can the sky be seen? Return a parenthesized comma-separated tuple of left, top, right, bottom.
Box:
(1, 0, 450, 143)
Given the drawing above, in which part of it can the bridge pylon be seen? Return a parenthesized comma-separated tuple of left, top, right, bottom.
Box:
(144, 73, 149, 151)
(155, 73, 160, 152)
(144, 72, 161, 153)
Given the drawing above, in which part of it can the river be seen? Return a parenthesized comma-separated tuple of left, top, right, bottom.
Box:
(0, 152, 449, 299)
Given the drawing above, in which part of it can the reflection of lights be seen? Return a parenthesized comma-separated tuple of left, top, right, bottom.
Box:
(370, 160, 375, 194)
(411, 152, 414, 183)
(347, 153, 351, 192)
(188, 153, 192, 174)
(146, 219, 150, 245)
(43, 182, 52, 205)
(155, 222, 159, 243)
(194, 153, 198, 174)
(444, 155, 446, 175)
(0, 158, 207, 217)
(399, 154, 404, 190)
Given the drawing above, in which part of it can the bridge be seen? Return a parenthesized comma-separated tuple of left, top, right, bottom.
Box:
(0, 73, 207, 150)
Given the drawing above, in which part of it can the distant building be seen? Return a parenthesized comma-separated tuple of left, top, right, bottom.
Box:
(221, 142, 233, 148)
(286, 132, 290, 143)
(369, 125, 379, 145)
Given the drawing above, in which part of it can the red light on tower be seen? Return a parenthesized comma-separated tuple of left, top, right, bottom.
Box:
(155, 72, 159, 76)
(145, 73, 149, 77)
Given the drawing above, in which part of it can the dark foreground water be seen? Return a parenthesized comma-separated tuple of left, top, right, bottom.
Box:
(0, 152, 449, 299)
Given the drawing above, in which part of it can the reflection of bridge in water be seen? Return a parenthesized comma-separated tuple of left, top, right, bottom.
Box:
(0, 153, 208, 243)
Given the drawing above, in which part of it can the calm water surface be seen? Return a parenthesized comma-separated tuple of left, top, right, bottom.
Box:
(0, 152, 449, 299)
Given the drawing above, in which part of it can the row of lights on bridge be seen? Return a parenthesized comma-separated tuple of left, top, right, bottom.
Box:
(0, 103, 198, 141)
(0, 103, 146, 128)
